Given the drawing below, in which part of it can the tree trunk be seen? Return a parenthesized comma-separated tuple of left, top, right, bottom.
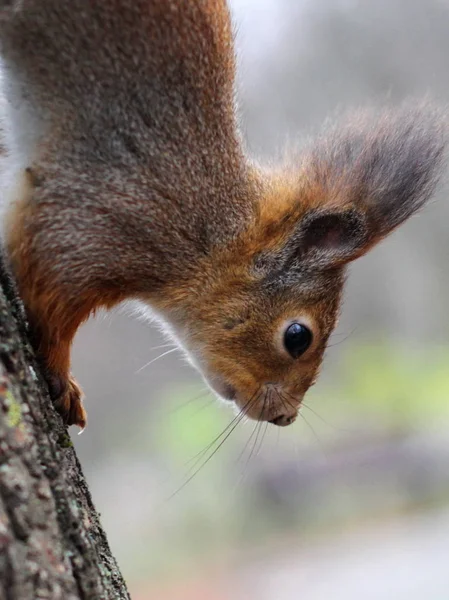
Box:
(0, 253, 130, 600)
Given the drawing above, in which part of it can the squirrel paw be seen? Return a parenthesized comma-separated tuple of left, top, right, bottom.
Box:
(47, 373, 87, 430)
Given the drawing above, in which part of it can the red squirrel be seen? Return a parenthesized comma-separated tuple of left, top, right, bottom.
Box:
(0, 0, 446, 430)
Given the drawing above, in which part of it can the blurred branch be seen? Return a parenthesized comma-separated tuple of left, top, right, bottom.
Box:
(0, 252, 129, 599)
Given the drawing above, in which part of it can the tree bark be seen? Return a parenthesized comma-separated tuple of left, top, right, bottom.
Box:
(0, 253, 130, 600)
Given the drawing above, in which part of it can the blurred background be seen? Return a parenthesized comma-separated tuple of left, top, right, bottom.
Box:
(70, 0, 449, 598)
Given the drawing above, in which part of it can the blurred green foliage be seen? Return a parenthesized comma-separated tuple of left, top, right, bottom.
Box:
(117, 339, 449, 584)
(320, 340, 449, 429)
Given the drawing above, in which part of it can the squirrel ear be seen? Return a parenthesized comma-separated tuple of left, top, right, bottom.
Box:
(297, 104, 447, 269)
(299, 209, 368, 267)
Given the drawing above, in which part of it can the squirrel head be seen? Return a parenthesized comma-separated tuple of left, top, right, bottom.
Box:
(149, 105, 446, 426)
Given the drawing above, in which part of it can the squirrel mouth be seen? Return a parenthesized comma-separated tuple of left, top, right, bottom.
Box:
(207, 377, 300, 425)
(221, 384, 237, 401)
(269, 413, 297, 427)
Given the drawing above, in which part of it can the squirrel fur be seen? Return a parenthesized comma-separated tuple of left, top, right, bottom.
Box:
(0, 0, 446, 428)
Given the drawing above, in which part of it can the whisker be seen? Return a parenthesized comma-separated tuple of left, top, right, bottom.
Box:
(169, 389, 211, 415)
(166, 392, 262, 501)
(255, 420, 269, 458)
(299, 411, 328, 460)
(244, 391, 267, 470)
(234, 391, 276, 492)
(232, 418, 260, 493)
(327, 327, 358, 348)
(135, 347, 178, 373)
(246, 421, 262, 469)
(254, 390, 270, 458)
(149, 342, 177, 351)
(302, 402, 355, 433)
(188, 397, 216, 419)
(282, 388, 355, 434)
(179, 391, 260, 475)
(331, 327, 358, 338)
(166, 413, 248, 500)
(280, 390, 299, 408)
(235, 418, 260, 467)
(183, 408, 247, 471)
(275, 389, 296, 414)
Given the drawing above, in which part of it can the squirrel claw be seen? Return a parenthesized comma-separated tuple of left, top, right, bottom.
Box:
(47, 373, 87, 429)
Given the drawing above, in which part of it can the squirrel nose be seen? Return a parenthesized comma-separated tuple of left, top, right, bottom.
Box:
(269, 413, 297, 427)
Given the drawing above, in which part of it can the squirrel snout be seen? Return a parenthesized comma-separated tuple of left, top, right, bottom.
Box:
(206, 372, 302, 426)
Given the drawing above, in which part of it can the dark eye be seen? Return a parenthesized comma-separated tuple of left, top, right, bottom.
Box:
(284, 323, 313, 358)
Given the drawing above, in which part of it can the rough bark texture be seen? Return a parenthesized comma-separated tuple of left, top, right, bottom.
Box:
(0, 252, 130, 600)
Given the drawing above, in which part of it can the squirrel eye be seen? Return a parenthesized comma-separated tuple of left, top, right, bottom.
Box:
(284, 323, 313, 358)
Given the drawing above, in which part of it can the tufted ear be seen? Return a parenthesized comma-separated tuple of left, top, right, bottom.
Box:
(295, 104, 447, 269)
(297, 208, 368, 268)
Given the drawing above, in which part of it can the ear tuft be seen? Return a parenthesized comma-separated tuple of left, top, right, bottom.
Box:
(254, 103, 447, 278)
(299, 103, 448, 261)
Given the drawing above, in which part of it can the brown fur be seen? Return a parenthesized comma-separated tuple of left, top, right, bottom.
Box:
(0, 0, 446, 428)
